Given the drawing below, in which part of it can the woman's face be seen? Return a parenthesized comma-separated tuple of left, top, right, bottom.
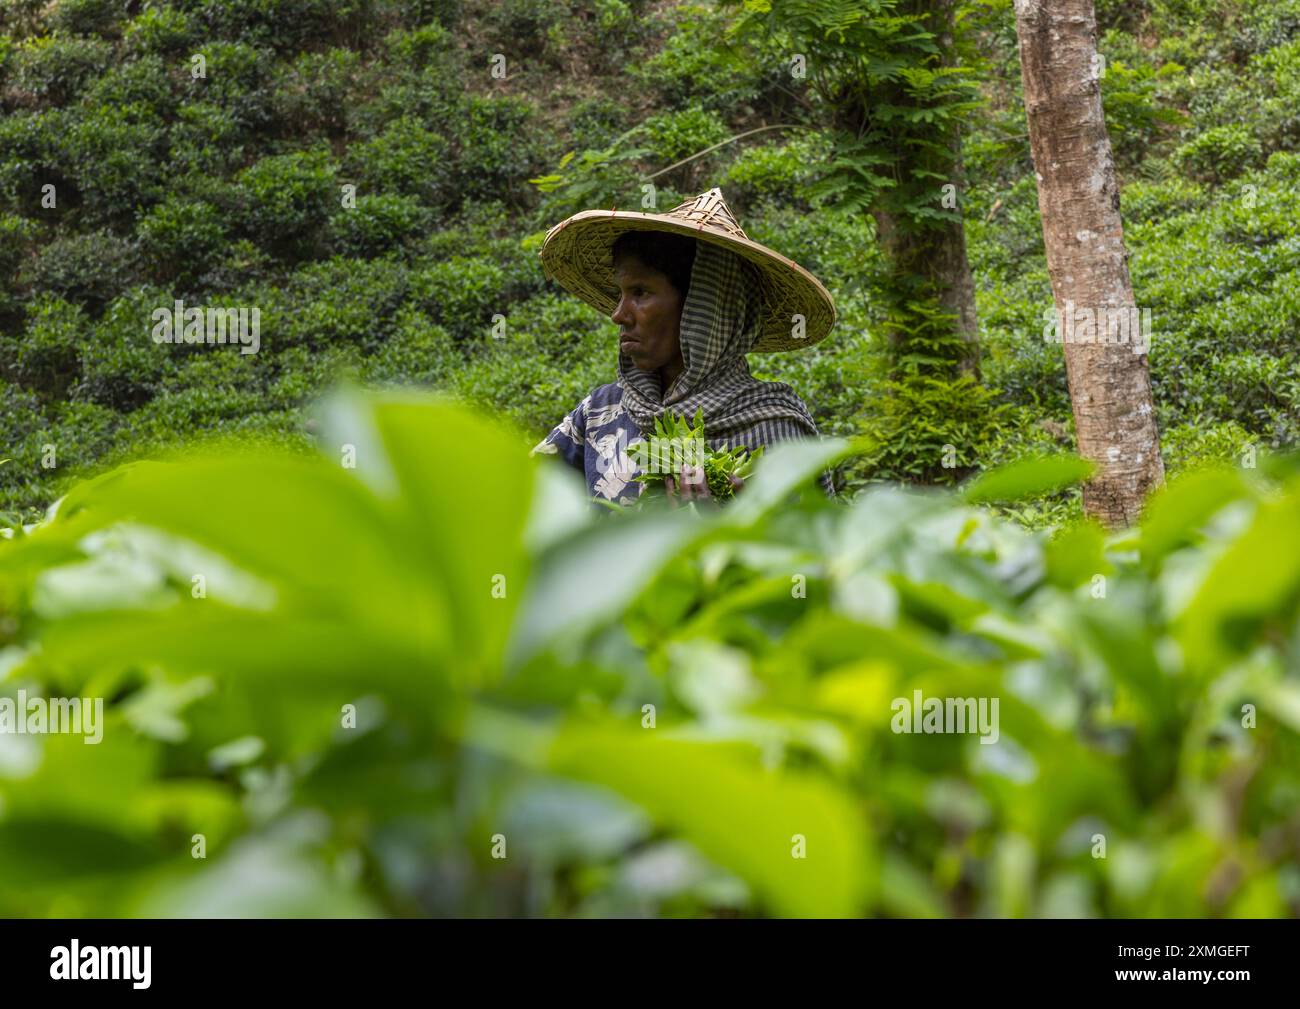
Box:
(610, 253, 684, 374)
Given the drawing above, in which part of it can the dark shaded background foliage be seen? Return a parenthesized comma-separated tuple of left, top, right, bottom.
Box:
(0, 0, 1297, 525)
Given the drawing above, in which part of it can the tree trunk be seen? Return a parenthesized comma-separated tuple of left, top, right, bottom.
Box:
(871, 0, 980, 376)
(928, 0, 979, 376)
(1013, 0, 1164, 527)
(871, 196, 979, 375)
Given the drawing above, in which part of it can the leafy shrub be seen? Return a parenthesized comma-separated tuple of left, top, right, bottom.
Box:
(852, 373, 1012, 486)
(329, 193, 430, 258)
(53, 103, 168, 220)
(1095, 0, 1154, 33)
(1253, 38, 1300, 154)
(191, 0, 377, 52)
(404, 0, 462, 29)
(481, 0, 564, 51)
(349, 63, 463, 141)
(75, 287, 178, 410)
(191, 238, 274, 292)
(128, 383, 268, 434)
(0, 0, 50, 39)
(0, 213, 35, 325)
(265, 343, 366, 410)
(379, 22, 454, 70)
(1229, 0, 1300, 58)
(1174, 124, 1264, 183)
(5, 294, 85, 397)
(349, 116, 452, 210)
(0, 397, 124, 513)
(721, 134, 827, 204)
(409, 256, 509, 341)
(452, 95, 546, 204)
(631, 3, 768, 113)
(236, 149, 338, 260)
(418, 219, 550, 303)
(1119, 175, 1207, 224)
(271, 48, 360, 137)
(1161, 418, 1257, 473)
(137, 197, 231, 286)
(122, 7, 197, 55)
(0, 213, 35, 282)
(20, 230, 140, 313)
(642, 104, 730, 165)
(1168, 349, 1300, 437)
(359, 310, 457, 387)
(0, 379, 51, 513)
(48, 0, 121, 37)
(7, 32, 113, 104)
(564, 96, 629, 151)
(43, 397, 119, 470)
(445, 292, 612, 435)
(167, 102, 248, 178)
(1099, 57, 1187, 167)
(84, 55, 176, 118)
(276, 256, 412, 352)
(571, 0, 655, 73)
(192, 41, 276, 131)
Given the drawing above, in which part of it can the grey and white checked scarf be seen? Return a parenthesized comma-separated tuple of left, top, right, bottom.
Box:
(617, 241, 819, 455)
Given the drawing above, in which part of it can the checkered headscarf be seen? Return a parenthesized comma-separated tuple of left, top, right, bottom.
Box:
(617, 241, 819, 453)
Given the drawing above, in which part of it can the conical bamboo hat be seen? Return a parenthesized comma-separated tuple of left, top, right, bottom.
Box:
(538, 187, 836, 352)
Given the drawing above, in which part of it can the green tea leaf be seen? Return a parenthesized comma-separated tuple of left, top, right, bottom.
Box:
(962, 455, 1095, 505)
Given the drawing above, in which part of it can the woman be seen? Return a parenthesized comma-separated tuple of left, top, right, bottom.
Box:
(531, 187, 837, 506)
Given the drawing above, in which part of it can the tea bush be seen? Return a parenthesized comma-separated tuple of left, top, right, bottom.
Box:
(137, 197, 231, 286)
(49, 0, 123, 36)
(20, 231, 140, 314)
(0, 0, 1296, 524)
(642, 104, 731, 164)
(1, 389, 1296, 918)
(1174, 124, 1264, 184)
(453, 96, 549, 204)
(270, 48, 361, 138)
(329, 194, 430, 259)
(74, 287, 180, 412)
(4, 293, 84, 398)
(348, 116, 454, 210)
(122, 7, 197, 55)
(235, 149, 338, 261)
(6, 33, 113, 105)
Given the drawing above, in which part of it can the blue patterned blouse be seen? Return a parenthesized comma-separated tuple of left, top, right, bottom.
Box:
(531, 382, 836, 506)
(530, 382, 646, 506)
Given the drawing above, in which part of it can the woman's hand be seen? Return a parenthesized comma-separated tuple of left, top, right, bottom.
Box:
(664, 466, 743, 505)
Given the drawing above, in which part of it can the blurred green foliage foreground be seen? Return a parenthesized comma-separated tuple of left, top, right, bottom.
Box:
(1, 388, 1298, 918)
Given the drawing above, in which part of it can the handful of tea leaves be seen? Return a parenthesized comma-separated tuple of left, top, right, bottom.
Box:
(631, 407, 761, 502)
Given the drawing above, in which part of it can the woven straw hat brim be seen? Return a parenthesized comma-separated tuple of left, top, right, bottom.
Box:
(539, 209, 836, 352)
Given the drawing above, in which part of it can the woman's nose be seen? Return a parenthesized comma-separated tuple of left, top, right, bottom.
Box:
(611, 297, 631, 326)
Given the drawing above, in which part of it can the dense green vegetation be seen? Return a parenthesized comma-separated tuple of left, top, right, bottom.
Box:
(0, 0, 1297, 523)
(1, 390, 1297, 917)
